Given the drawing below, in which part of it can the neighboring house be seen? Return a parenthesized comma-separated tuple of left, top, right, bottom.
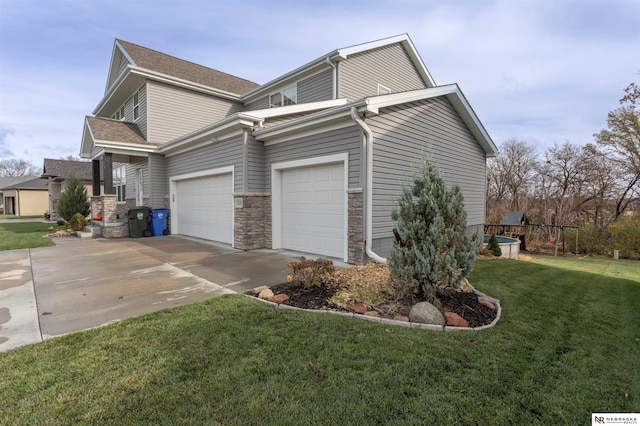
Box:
(0, 176, 48, 216)
(80, 34, 497, 263)
(41, 159, 103, 220)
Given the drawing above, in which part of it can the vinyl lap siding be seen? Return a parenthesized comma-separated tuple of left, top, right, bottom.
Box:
(117, 55, 130, 78)
(166, 134, 244, 192)
(244, 68, 334, 111)
(244, 96, 269, 111)
(339, 43, 426, 102)
(297, 69, 333, 103)
(147, 81, 243, 144)
(108, 85, 147, 139)
(246, 136, 264, 193)
(148, 153, 167, 208)
(263, 126, 361, 191)
(125, 85, 148, 139)
(368, 97, 487, 254)
(125, 157, 148, 200)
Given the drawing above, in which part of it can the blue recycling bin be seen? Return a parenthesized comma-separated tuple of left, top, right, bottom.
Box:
(150, 209, 169, 236)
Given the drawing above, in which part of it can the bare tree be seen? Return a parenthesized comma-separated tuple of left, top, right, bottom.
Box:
(59, 155, 88, 161)
(537, 141, 586, 255)
(594, 82, 640, 219)
(0, 159, 39, 177)
(577, 145, 619, 226)
(486, 139, 537, 223)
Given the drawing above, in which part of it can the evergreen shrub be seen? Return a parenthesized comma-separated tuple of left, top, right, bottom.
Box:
(388, 158, 476, 302)
(57, 174, 90, 221)
(487, 234, 502, 257)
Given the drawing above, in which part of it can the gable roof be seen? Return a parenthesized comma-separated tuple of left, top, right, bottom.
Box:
(0, 176, 37, 190)
(81, 117, 157, 158)
(253, 84, 498, 157)
(112, 40, 259, 95)
(242, 34, 435, 102)
(0, 176, 47, 190)
(502, 211, 528, 226)
(42, 159, 93, 181)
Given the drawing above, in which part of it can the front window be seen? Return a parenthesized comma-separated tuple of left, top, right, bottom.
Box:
(113, 166, 126, 202)
(269, 84, 297, 108)
(111, 106, 125, 120)
(377, 84, 391, 95)
(133, 92, 139, 120)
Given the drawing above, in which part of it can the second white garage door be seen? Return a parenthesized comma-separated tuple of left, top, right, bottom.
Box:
(281, 163, 344, 258)
(176, 173, 232, 244)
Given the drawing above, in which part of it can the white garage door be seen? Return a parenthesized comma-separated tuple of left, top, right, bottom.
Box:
(281, 163, 344, 258)
(176, 173, 232, 244)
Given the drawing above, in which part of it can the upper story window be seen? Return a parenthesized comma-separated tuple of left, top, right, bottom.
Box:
(377, 84, 391, 95)
(270, 84, 297, 108)
(113, 165, 126, 202)
(133, 91, 139, 120)
(111, 106, 125, 121)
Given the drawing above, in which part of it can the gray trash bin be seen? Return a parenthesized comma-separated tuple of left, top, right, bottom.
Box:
(127, 206, 151, 238)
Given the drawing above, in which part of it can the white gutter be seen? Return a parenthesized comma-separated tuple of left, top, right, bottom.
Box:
(350, 106, 387, 264)
(325, 56, 337, 99)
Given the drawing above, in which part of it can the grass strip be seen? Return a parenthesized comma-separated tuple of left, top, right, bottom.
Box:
(0, 222, 55, 251)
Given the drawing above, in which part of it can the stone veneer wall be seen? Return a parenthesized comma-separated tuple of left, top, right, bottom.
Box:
(50, 199, 59, 221)
(91, 195, 128, 238)
(234, 193, 270, 250)
(102, 223, 129, 238)
(263, 196, 272, 249)
(347, 189, 365, 264)
(90, 196, 103, 221)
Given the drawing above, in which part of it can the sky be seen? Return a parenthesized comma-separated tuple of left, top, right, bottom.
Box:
(0, 0, 639, 171)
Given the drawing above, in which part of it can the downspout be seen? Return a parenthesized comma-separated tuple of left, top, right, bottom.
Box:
(325, 56, 337, 99)
(350, 106, 387, 264)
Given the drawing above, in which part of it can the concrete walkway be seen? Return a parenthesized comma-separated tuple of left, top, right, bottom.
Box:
(0, 250, 41, 351)
(1, 236, 304, 352)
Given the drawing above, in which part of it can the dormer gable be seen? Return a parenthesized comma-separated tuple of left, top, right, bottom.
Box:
(95, 39, 260, 118)
(111, 39, 259, 95)
(242, 34, 435, 106)
(105, 41, 136, 94)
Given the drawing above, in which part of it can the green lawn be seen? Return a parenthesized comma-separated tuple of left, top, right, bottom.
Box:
(1, 257, 638, 424)
(0, 215, 44, 219)
(0, 222, 55, 251)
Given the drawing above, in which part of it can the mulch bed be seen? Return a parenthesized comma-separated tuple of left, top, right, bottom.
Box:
(269, 282, 341, 311)
(253, 282, 498, 328)
(438, 291, 497, 328)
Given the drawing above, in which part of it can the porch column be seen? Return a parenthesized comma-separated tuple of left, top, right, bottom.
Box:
(103, 153, 114, 194)
(92, 160, 101, 196)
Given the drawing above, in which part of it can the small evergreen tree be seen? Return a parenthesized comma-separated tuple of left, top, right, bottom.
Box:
(57, 174, 90, 221)
(487, 234, 502, 257)
(388, 158, 476, 302)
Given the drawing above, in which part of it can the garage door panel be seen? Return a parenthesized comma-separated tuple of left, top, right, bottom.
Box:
(281, 163, 344, 258)
(176, 173, 232, 244)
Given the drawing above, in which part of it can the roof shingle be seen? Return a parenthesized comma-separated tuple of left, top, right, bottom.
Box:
(117, 39, 259, 95)
(0, 176, 47, 190)
(86, 116, 151, 146)
(42, 159, 94, 180)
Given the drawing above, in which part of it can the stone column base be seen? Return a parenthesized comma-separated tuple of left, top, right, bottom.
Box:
(348, 188, 365, 265)
(234, 193, 271, 250)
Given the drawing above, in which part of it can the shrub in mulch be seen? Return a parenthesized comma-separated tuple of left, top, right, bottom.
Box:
(255, 260, 498, 327)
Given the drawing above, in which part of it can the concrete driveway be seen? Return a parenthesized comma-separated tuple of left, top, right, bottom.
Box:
(1, 236, 303, 352)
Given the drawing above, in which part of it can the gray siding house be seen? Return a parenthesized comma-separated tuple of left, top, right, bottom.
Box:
(80, 34, 497, 263)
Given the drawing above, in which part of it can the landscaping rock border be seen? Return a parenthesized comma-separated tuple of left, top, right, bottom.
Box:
(245, 283, 501, 332)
